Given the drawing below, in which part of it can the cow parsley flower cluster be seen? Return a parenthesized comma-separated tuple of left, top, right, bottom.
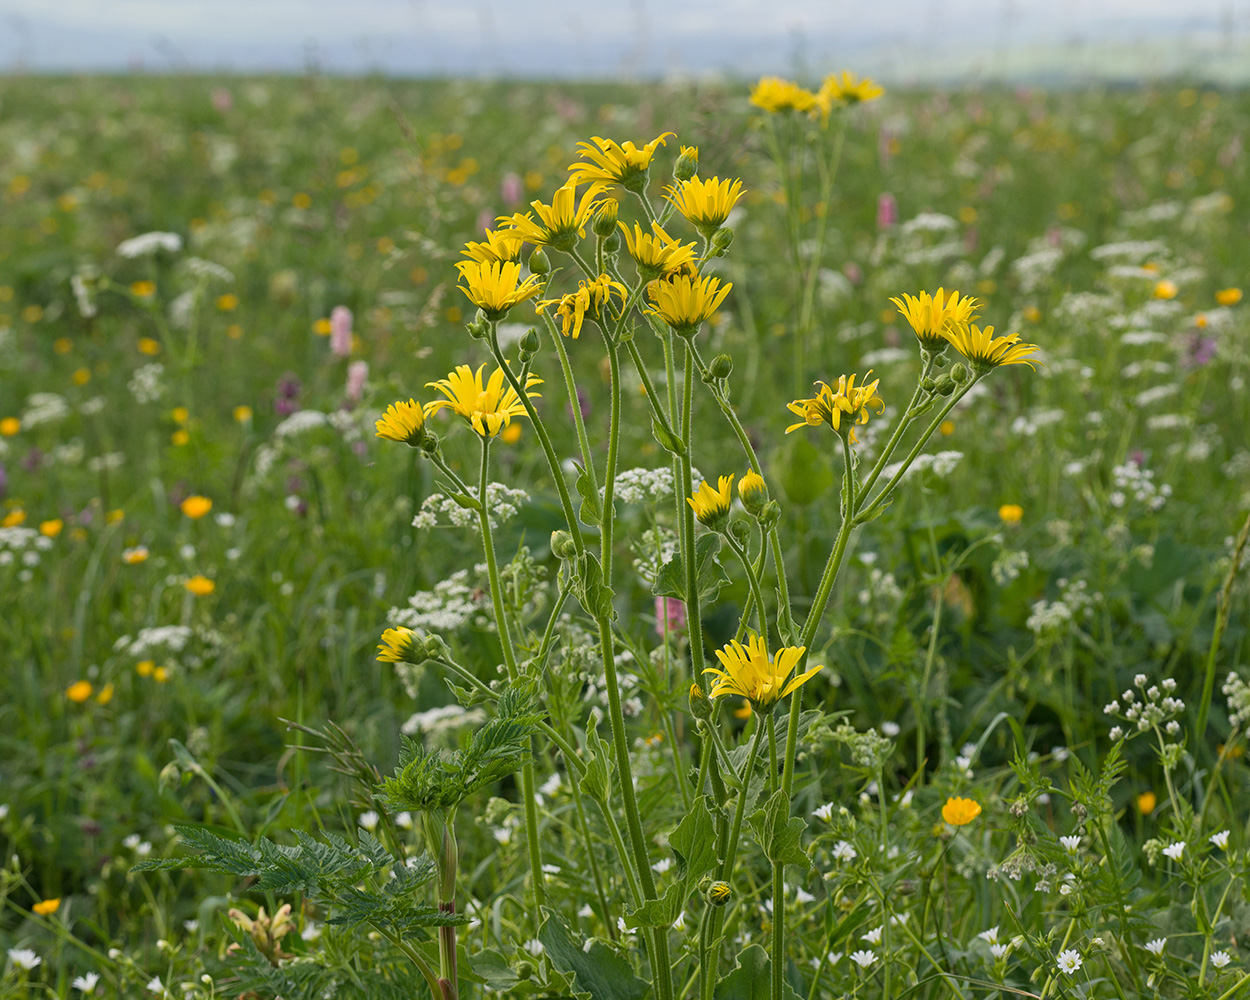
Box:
(1103, 674, 1184, 740)
(412, 484, 530, 529)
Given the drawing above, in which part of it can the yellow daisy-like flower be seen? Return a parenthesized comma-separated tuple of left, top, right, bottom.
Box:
(618, 221, 699, 280)
(786, 372, 884, 442)
(498, 180, 606, 252)
(377, 626, 421, 663)
(1153, 280, 1178, 300)
(66, 680, 93, 702)
(1215, 287, 1242, 306)
(425, 363, 542, 438)
(749, 76, 818, 114)
(461, 228, 526, 265)
(703, 633, 824, 712)
(536, 273, 629, 339)
(454, 259, 543, 321)
(998, 504, 1024, 524)
(665, 177, 746, 237)
(688, 474, 735, 529)
(889, 288, 980, 350)
(815, 71, 885, 115)
(180, 495, 212, 520)
(943, 323, 1042, 373)
(737, 469, 769, 514)
(185, 575, 215, 596)
(375, 399, 428, 446)
(568, 132, 676, 191)
(647, 273, 732, 338)
(33, 898, 60, 916)
(941, 796, 982, 826)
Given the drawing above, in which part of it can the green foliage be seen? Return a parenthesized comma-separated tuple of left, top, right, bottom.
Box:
(538, 909, 649, 1000)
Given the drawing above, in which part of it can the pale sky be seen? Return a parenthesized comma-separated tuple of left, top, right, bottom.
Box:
(1, 0, 1247, 80)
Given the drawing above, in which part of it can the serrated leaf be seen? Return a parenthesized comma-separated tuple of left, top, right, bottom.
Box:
(538, 909, 648, 1000)
(714, 944, 801, 1000)
(752, 790, 810, 868)
(627, 796, 719, 928)
(652, 533, 727, 603)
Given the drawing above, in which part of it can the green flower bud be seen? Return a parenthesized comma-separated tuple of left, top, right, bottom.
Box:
(709, 227, 734, 256)
(601, 231, 622, 255)
(550, 530, 578, 559)
(516, 961, 535, 981)
(674, 146, 699, 181)
(706, 880, 732, 906)
(592, 199, 619, 238)
(920, 376, 936, 391)
(934, 375, 956, 396)
(466, 313, 489, 339)
(757, 499, 782, 530)
(710, 353, 734, 379)
(519, 327, 541, 358)
(528, 247, 550, 275)
(689, 682, 712, 722)
(950, 362, 969, 384)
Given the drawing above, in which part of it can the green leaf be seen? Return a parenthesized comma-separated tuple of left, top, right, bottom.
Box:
(752, 790, 810, 868)
(652, 533, 727, 603)
(580, 729, 614, 805)
(651, 416, 685, 456)
(714, 944, 801, 1000)
(464, 948, 519, 993)
(443, 490, 481, 513)
(773, 435, 833, 507)
(575, 465, 602, 527)
(627, 796, 719, 928)
(538, 909, 648, 1000)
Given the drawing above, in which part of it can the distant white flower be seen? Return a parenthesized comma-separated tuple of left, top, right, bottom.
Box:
(1210, 830, 1230, 849)
(301, 922, 322, 942)
(990, 942, 1009, 958)
(0, 804, 8, 820)
(673, 911, 686, 931)
(357, 811, 379, 832)
(395, 812, 413, 830)
(1162, 841, 1186, 861)
(814, 803, 835, 822)
(73, 971, 101, 993)
(9, 948, 42, 970)
(1144, 938, 1167, 956)
(492, 827, 512, 845)
(541, 864, 560, 875)
(117, 232, 183, 258)
(881, 721, 900, 737)
(1061, 835, 1082, 853)
(183, 920, 198, 933)
(1211, 951, 1232, 969)
(652, 857, 673, 874)
(617, 917, 628, 933)
(146, 976, 166, 995)
(523, 938, 544, 956)
(1109, 726, 1124, 741)
(978, 926, 1000, 944)
(849, 949, 877, 970)
(861, 926, 883, 945)
(577, 904, 594, 918)
(795, 887, 815, 904)
(1057, 949, 1082, 975)
(831, 840, 857, 862)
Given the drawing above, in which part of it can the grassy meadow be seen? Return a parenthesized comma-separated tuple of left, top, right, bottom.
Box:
(1, 74, 1249, 999)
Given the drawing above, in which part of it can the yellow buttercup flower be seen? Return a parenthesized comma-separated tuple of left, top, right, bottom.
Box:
(377, 626, 421, 663)
(1153, 280, 1178, 300)
(786, 372, 883, 442)
(461, 228, 526, 265)
(0, 417, 19, 436)
(665, 177, 746, 237)
(498, 180, 605, 252)
(942, 796, 982, 826)
(998, 504, 1024, 524)
(425, 363, 542, 438)
(889, 288, 980, 349)
(943, 323, 1042, 372)
(122, 546, 149, 565)
(40, 519, 64, 538)
(66, 680, 93, 703)
(568, 132, 675, 190)
(1215, 287, 1242, 306)
(185, 575, 215, 596)
(816, 71, 885, 115)
(688, 474, 735, 529)
(537, 274, 628, 339)
(703, 633, 824, 711)
(454, 259, 543, 321)
(33, 898, 60, 916)
(1136, 790, 1157, 815)
(647, 273, 732, 338)
(180, 495, 212, 520)
(618, 221, 699, 280)
(96, 683, 114, 705)
(749, 76, 818, 114)
(375, 399, 428, 446)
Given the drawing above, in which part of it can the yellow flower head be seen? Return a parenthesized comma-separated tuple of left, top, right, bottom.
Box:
(1216, 287, 1242, 306)
(998, 504, 1024, 524)
(0, 417, 19, 436)
(96, 683, 114, 705)
(1136, 790, 1157, 815)
(454, 259, 543, 321)
(185, 575, 215, 596)
(706, 880, 732, 905)
(537, 274, 629, 339)
(687, 474, 735, 529)
(647, 273, 732, 338)
(737, 469, 769, 514)
(40, 518, 64, 538)
(618, 221, 699, 280)
(498, 180, 606, 252)
(180, 495, 212, 520)
(1153, 279, 1178, 300)
(568, 132, 676, 190)
(33, 898, 60, 916)
(66, 680, 93, 703)
(425, 363, 542, 438)
(942, 796, 982, 826)
(943, 323, 1042, 373)
(377, 626, 421, 663)
(2, 509, 26, 528)
(122, 546, 149, 565)
(665, 177, 746, 236)
(375, 399, 428, 446)
(233, 405, 253, 423)
(889, 288, 980, 349)
(816, 71, 885, 116)
(786, 372, 883, 442)
(750, 77, 818, 114)
(704, 633, 824, 711)
(461, 228, 527, 265)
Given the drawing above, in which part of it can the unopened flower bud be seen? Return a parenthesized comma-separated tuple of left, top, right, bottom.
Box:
(757, 499, 781, 529)
(728, 518, 750, 544)
(737, 470, 769, 515)
(920, 376, 936, 391)
(602, 231, 622, 255)
(551, 530, 578, 559)
(689, 682, 712, 722)
(528, 247, 550, 275)
(710, 353, 733, 379)
(950, 362, 969, 384)
(709, 227, 734, 256)
(466, 313, 489, 339)
(593, 199, 619, 238)
(706, 880, 732, 906)
(517, 961, 535, 981)
(519, 328, 541, 358)
(674, 145, 699, 181)
(934, 375, 956, 396)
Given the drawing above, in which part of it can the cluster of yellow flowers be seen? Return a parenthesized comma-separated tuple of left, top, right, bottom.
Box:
(750, 71, 884, 119)
(891, 288, 1041, 372)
